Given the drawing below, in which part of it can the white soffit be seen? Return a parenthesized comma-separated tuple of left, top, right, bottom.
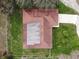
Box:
(27, 22, 40, 45)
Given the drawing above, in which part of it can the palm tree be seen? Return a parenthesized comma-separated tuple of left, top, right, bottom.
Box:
(15, 0, 58, 8)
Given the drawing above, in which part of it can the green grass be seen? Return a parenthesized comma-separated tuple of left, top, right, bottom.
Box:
(9, 11, 79, 57)
(9, 9, 23, 56)
(52, 24, 79, 55)
(8, 1, 79, 59)
(8, 9, 50, 57)
(58, 1, 77, 14)
(13, 56, 21, 59)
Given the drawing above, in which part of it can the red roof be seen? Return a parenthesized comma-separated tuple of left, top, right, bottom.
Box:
(23, 9, 58, 49)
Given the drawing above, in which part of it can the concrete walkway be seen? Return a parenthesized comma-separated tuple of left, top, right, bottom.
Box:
(60, 0, 79, 13)
(59, 14, 79, 37)
(76, 16, 79, 36)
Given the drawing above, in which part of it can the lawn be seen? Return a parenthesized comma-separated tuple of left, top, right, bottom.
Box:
(8, 9, 50, 57)
(8, 1, 79, 59)
(58, 1, 77, 14)
(52, 24, 79, 55)
(8, 10, 79, 57)
(8, 9, 23, 56)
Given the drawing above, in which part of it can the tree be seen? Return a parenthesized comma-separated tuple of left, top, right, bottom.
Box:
(15, 0, 58, 8)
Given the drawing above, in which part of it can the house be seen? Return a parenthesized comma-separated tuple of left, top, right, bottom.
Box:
(23, 9, 58, 49)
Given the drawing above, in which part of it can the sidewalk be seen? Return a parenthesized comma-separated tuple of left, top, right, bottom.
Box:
(59, 14, 79, 37)
(76, 16, 79, 36)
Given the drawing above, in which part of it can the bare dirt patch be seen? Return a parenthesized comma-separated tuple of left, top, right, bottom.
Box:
(76, 0, 79, 5)
(0, 14, 8, 56)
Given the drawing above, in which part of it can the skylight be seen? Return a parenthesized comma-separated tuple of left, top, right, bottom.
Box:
(27, 22, 40, 45)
